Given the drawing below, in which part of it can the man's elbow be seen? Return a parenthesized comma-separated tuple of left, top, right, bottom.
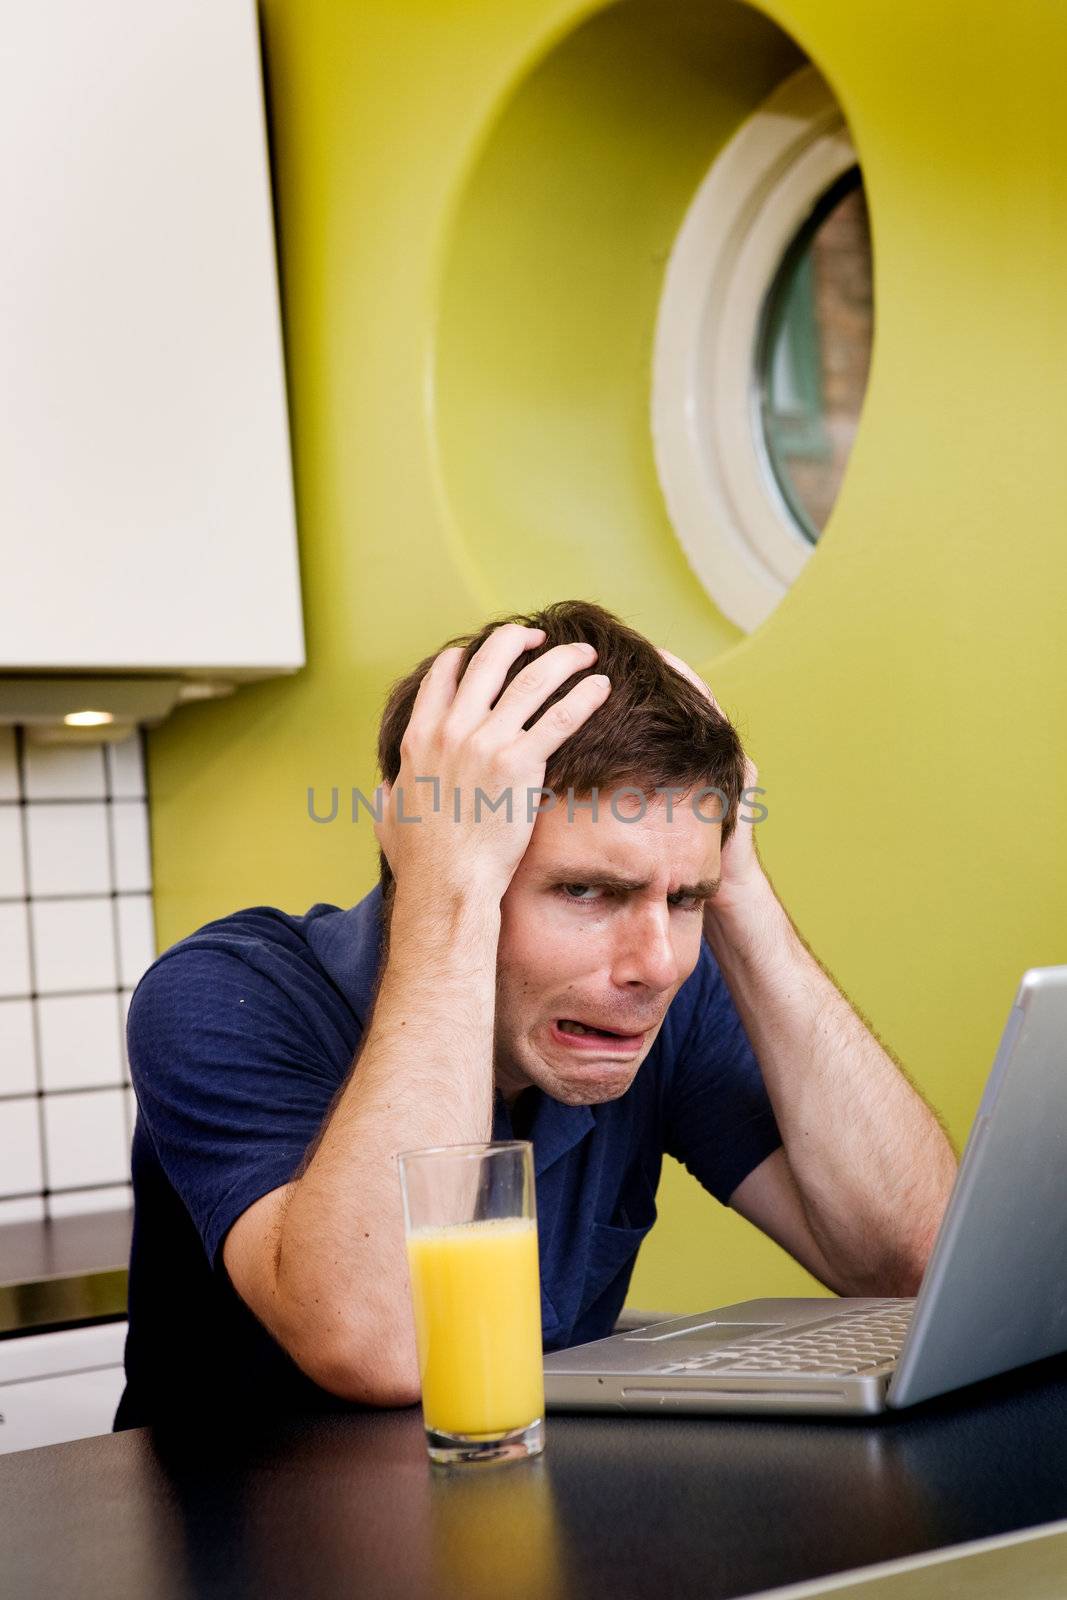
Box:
(885, 1258, 926, 1299)
(276, 1304, 422, 1408)
(893, 1201, 950, 1296)
(270, 1253, 422, 1405)
(860, 1234, 936, 1299)
(318, 1351, 422, 1409)
(826, 1227, 934, 1299)
(299, 1334, 422, 1408)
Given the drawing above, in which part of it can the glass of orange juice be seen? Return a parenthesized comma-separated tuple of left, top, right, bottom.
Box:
(398, 1140, 544, 1465)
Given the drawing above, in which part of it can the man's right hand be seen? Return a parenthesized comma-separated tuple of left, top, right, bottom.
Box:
(374, 623, 610, 904)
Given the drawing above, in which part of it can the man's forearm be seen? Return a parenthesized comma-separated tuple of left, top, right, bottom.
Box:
(273, 886, 499, 1399)
(704, 872, 957, 1296)
(266, 624, 609, 1400)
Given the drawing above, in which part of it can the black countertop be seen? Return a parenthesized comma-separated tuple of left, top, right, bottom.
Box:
(0, 1208, 131, 1335)
(3, 1350, 1067, 1600)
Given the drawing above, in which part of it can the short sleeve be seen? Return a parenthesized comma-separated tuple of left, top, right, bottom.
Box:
(127, 939, 357, 1270)
(663, 941, 782, 1205)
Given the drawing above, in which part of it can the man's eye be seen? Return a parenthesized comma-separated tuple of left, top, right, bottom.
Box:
(559, 884, 603, 903)
(668, 893, 702, 912)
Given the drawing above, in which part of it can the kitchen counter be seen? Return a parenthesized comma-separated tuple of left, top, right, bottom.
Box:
(2, 1350, 1067, 1599)
(0, 1208, 131, 1336)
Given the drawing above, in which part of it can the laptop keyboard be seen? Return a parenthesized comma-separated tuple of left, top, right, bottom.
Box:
(653, 1301, 914, 1379)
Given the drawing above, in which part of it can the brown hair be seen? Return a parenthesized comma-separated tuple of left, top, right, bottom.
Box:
(376, 600, 746, 901)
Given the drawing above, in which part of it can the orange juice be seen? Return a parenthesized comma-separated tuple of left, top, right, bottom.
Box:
(405, 1216, 544, 1435)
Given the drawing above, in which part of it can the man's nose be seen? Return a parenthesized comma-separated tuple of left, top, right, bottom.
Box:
(610, 906, 680, 993)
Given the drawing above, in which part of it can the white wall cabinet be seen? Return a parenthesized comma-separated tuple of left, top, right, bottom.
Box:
(0, 1322, 127, 1454)
(0, 0, 304, 679)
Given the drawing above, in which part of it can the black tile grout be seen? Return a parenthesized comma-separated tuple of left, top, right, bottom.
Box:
(123, 729, 152, 1134)
(0, 1180, 133, 1203)
(0, 796, 146, 805)
(1, 890, 153, 905)
(0, 987, 135, 1003)
(14, 727, 52, 1218)
(104, 745, 137, 1155)
(0, 1083, 133, 1104)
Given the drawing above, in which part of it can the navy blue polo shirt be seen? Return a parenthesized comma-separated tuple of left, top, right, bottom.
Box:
(114, 884, 781, 1429)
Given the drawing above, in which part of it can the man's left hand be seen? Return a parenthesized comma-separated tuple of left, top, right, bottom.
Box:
(657, 648, 765, 919)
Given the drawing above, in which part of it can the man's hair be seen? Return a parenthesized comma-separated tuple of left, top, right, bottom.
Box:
(376, 600, 747, 901)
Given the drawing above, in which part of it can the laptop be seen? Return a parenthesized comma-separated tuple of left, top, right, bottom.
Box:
(544, 965, 1067, 1417)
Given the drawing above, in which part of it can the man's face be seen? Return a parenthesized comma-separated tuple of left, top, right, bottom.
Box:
(494, 790, 721, 1107)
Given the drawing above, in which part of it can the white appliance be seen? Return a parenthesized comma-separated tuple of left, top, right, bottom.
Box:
(0, 0, 304, 739)
(0, 1322, 128, 1454)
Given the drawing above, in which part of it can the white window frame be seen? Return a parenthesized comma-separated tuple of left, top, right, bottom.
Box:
(652, 66, 862, 633)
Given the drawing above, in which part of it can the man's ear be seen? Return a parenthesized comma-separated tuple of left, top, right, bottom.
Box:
(372, 782, 395, 875)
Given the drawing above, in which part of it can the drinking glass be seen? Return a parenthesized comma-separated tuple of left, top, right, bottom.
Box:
(398, 1140, 545, 1464)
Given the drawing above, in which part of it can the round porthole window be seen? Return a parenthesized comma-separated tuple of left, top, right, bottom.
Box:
(652, 67, 873, 632)
(757, 166, 872, 545)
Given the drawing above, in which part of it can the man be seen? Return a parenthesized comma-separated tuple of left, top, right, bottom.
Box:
(115, 601, 956, 1428)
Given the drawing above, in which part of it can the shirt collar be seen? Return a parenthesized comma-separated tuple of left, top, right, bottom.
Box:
(495, 1087, 594, 1177)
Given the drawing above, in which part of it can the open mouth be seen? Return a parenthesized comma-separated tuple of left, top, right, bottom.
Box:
(557, 1019, 629, 1038)
(551, 1018, 649, 1052)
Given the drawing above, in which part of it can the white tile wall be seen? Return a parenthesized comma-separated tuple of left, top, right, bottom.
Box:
(110, 804, 152, 892)
(31, 898, 118, 993)
(0, 999, 36, 1096)
(0, 729, 154, 1219)
(0, 1098, 44, 1194)
(23, 743, 107, 802)
(26, 802, 112, 897)
(0, 904, 31, 997)
(43, 1089, 130, 1189)
(49, 1184, 133, 1218)
(0, 1196, 47, 1224)
(116, 895, 155, 990)
(0, 807, 25, 898)
(38, 994, 123, 1091)
(105, 739, 146, 800)
(0, 729, 21, 802)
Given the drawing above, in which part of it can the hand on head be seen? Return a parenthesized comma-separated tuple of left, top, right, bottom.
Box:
(375, 624, 610, 904)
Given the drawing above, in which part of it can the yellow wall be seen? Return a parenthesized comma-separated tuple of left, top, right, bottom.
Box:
(148, 0, 1067, 1313)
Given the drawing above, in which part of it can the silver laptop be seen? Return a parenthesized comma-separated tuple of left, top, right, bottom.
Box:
(544, 966, 1067, 1417)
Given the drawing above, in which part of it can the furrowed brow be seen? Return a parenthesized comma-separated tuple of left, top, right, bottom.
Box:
(543, 871, 721, 898)
(544, 870, 651, 892)
(678, 878, 720, 900)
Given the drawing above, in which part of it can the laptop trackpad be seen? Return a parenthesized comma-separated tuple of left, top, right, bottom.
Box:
(623, 1320, 783, 1346)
